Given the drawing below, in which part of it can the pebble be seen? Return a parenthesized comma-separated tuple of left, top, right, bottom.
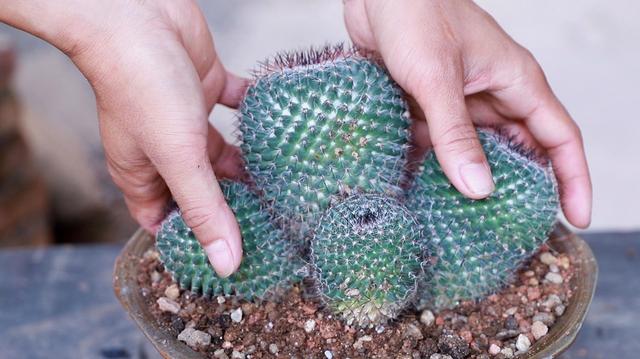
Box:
(222, 341, 233, 349)
(545, 272, 563, 284)
(304, 319, 316, 333)
(353, 335, 373, 350)
(231, 351, 245, 359)
(515, 334, 531, 352)
(488, 344, 501, 355)
(438, 333, 470, 359)
(549, 264, 560, 273)
(531, 321, 549, 340)
(495, 330, 519, 340)
(213, 349, 228, 359)
(177, 328, 211, 348)
(430, 355, 453, 359)
(216, 296, 226, 304)
(542, 294, 562, 309)
(157, 297, 181, 314)
(164, 284, 180, 300)
(403, 323, 424, 340)
(269, 344, 278, 354)
(150, 271, 161, 284)
(230, 308, 243, 323)
(540, 252, 558, 266)
(532, 312, 555, 326)
(375, 324, 385, 334)
(504, 307, 518, 316)
(500, 347, 514, 358)
(324, 350, 333, 359)
(420, 309, 435, 327)
(555, 304, 566, 316)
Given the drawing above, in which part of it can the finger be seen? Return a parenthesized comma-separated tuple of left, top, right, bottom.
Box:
(363, 0, 494, 199)
(202, 61, 249, 111)
(207, 124, 245, 180)
(151, 141, 243, 277)
(525, 99, 592, 228)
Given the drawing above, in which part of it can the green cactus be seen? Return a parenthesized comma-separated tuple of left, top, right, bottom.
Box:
(310, 194, 426, 327)
(239, 46, 411, 239)
(406, 129, 559, 310)
(156, 181, 304, 299)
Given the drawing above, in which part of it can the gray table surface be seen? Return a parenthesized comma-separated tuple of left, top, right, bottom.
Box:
(1, 232, 638, 359)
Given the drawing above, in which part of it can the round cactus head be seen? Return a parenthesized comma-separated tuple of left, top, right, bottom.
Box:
(310, 194, 426, 327)
(156, 181, 304, 300)
(407, 129, 559, 310)
(239, 46, 411, 240)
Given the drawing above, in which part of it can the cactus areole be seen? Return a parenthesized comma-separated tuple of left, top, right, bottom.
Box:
(154, 45, 560, 328)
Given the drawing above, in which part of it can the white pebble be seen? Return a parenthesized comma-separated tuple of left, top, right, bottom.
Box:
(151, 271, 161, 283)
(177, 327, 211, 348)
(555, 304, 566, 316)
(164, 284, 180, 300)
(304, 319, 316, 333)
(213, 349, 228, 359)
(324, 350, 333, 359)
(549, 264, 560, 273)
(531, 321, 549, 340)
(230, 308, 243, 323)
(505, 307, 518, 316)
(543, 294, 562, 309)
(489, 343, 501, 355)
(222, 341, 233, 349)
(157, 297, 181, 314)
(540, 252, 558, 266)
(217, 296, 226, 304)
(545, 272, 563, 284)
(269, 343, 278, 354)
(516, 334, 531, 352)
(420, 309, 435, 327)
(430, 354, 453, 359)
(231, 350, 245, 359)
(353, 335, 373, 350)
(500, 347, 514, 358)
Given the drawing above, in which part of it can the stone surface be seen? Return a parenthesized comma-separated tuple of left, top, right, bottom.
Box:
(177, 327, 211, 348)
(531, 321, 549, 340)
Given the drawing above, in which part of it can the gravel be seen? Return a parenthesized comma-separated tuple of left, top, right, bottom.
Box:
(545, 272, 564, 284)
(268, 343, 278, 354)
(421, 309, 436, 327)
(539, 252, 557, 266)
(304, 319, 316, 333)
(500, 347, 514, 358)
(177, 327, 211, 348)
(157, 297, 181, 314)
(488, 344, 501, 355)
(532, 312, 555, 326)
(515, 334, 531, 352)
(230, 308, 243, 323)
(531, 321, 549, 340)
(231, 350, 244, 359)
(164, 284, 180, 300)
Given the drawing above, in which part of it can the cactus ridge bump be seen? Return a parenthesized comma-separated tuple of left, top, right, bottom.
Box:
(310, 194, 426, 327)
(239, 49, 411, 239)
(407, 129, 559, 310)
(156, 181, 304, 299)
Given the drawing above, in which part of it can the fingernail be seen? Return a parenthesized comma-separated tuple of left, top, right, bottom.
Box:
(460, 163, 495, 197)
(205, 239, 235, 278)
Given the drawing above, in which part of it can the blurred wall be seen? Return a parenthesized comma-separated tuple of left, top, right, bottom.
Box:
(0, 0, 637, 232)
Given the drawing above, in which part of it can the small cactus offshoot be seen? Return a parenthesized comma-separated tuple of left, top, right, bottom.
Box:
(239, 46, 411, 239)
(407, 129, 559, 310)
(156, 181, 304, 299)
(310, 194, 425, 327)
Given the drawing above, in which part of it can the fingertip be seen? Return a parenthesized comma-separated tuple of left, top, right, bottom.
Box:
(458, 161, 495, 199)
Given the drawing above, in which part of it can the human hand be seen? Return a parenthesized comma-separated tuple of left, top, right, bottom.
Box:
(344, 0, 592, 228)
(0, 0, 247, 275)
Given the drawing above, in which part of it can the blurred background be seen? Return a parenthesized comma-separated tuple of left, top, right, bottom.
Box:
(1, 0, 639, 249)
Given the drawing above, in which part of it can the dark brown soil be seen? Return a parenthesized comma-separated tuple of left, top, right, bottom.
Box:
(137, 244, 574, 359)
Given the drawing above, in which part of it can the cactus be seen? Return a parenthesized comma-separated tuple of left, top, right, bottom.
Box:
(406, 129, 559, 310)
(310, 194, 426, 327)
(239, 46, 411, 239)
(156, 181, 304, 299)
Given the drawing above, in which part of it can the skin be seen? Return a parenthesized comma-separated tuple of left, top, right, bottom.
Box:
(0, 0, 591, 277)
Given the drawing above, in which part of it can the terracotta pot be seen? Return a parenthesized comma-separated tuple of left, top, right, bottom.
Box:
(113, 223, 597, 359)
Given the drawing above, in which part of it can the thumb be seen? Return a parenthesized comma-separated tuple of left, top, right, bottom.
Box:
(153, 144, 243, 277)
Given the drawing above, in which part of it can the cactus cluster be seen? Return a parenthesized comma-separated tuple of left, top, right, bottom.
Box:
(155, 45, 559, 327)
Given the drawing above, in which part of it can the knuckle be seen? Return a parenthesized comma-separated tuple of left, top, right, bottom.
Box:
(433, 122, 482, 157)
